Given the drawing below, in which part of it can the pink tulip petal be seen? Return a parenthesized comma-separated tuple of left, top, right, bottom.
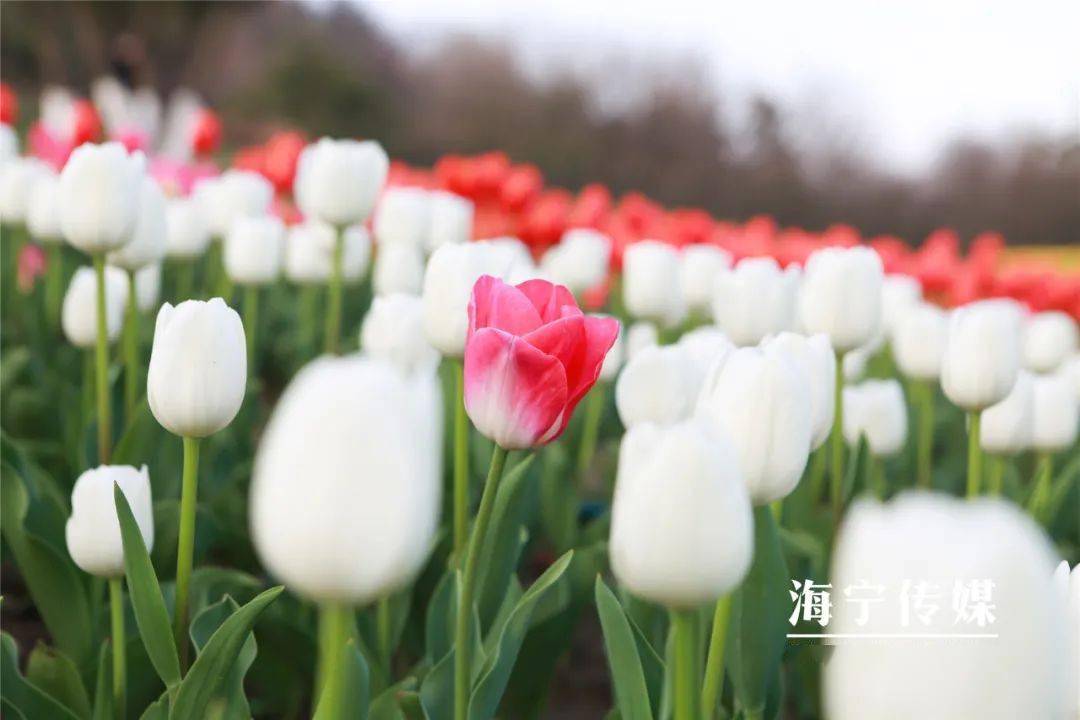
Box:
(516, 279, 580, 323)
(556, 315, 621, 432)
(523, 314, 586, 380)
(464, 328, 568, 449)
(469, 275, 544, 336)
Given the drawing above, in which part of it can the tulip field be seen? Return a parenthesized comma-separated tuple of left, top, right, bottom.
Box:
(1, 81, 1079, 720)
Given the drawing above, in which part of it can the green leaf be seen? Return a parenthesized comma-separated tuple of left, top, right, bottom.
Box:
(475, 455, 535, 631)
(539, 444, 578, 552)
(467, 550, 573, 720)
(420, 606, 483, 720)
(595, 577, 654, 720)
(168, 585, 284, 720)
(313, 641, 369, 720)
(841, 437, 870, 507)
(424, 570, 457, 665)
(26, 644, 91, 719)
(112, 398, 158, 466)
(0, 633, 80, 720)
(114, 483, 182, 690)
(189, 596, 257, 720)
(90, 643, 112, 720)
(138, 691, 171, 720)
(369, 678, 418, 720)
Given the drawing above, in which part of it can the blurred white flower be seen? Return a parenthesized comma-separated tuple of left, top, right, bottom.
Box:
(1032, 370, 1080, 452)
(59, 143, 146, 254)
(799, 246, 884, 353)
(1052, 561, 1080, 719)
(713, 257, 798, 346)
(62, 265, 129, 348)
(1023, 311, 1079, 374)
(680, 244, 731, 316)
(26, 170, 64, 242)
(374, 187, 430, 247)
(615, 344, 699, 428)
(598, 318, 624, 382)
(360, 293, 439, 375)
(891, 302, 949, 381)
(193, 169, 273, 238)
(625, 321, 659, 360)
(763, 332, 836, 450)
(941, 299, 1023, 411)
(0, 123, 17, 165)
(540, 228, 611, 296)
(374, 241, 424, 296)
(425, 190, 473, 251)
(1, 156, 51, 224)
(107, 176, 167, 271)
(980, 370, 1034, 455)
(295, 138, 388, 227)
(133, 262, 162, 314)
(842, 379, 908, 457)
(287, 221, 370, 284)
(623, 240, 684, 326)
(164, 197, 210, 258)
(65, 465, 154, 578)
(224, 215, 285, 285)
(880, 274, 922, 336)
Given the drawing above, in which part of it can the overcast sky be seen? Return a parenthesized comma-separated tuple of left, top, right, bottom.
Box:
(355, 0, 1079, 176)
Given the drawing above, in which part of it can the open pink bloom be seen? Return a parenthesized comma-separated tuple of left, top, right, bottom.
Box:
(464, 275, 619, 449)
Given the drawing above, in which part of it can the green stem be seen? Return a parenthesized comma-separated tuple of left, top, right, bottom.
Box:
(109, 577, 126, 720)
(987, 454, 1005, 496)
(453, 361, 470, 563)
(915, 380, 934, 489)
(830, 350, 845, 526)
(323, 229, 344, 355)
(701, 594, 733, 719)
(300, 284, 319, 355)
(377, 597, 392, 674)
(1030, 452, 1053, 523)
(83, 350, 95, 432)
(175, 259, 194, 302)
(576, 383, 607, 478)
(174, 436, 201, 670)
(316, 602, 350, 719)
(454, 445, 509, 720)
(123, 270, 140, 419)
(45, 243, 63, 327)
(806, 446, 827, 505)
(966, 411, 982, 498)
(671, 608, 699, 720)
(93, 254, 112, 464)
(869, 455, 885, 499)
(244, 284, 259, 374)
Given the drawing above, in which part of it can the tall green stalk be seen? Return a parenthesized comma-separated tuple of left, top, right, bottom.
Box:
(576, 383, 607, 478)
(300, 284, 319, 355)
(244, 284, 259, 372)
(109, 577, 126, 720)
(174, 436, 201, 669)
(966, 411, 983, 498)
(45, 243, 63, 327)
(701, 594, 733, 718)
(93, 255, 112, 464)
(987, 454, 1005, 496)
(316, 602, 350, 718)
(323, 230, 344, 355)
(914, 380, 935, 489)
(1029, 452, 1053, 523)
(830, 350, 845, 525)
(453, 361, 470, 561)
(671, 608, 699, 720)
(377, 596, 393, 674)
(454, 445, 508, 720)
(175, 259, 194, 302)
(123, 271, 140, 419)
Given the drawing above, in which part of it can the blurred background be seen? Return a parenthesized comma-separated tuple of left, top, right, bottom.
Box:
(2, 0, 1077, 244)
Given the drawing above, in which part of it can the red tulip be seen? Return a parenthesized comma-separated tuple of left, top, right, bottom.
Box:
(568, 183, 611, 228)
(263, 130, 306, 193)
(190, 108, 222, 156)
(464, 275, 619, 449)
(0, 82, 17, 125)
(70, 100, 102, 146)
(500, 164, 543, 212)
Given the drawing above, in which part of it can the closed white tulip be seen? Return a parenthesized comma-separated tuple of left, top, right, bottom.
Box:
(615, 344, 699, 428)
(799, 246, 884, 353)
(164, 197, 210, 258)
(147, 298, 247, 438)
(981, 370, 1034, 455)
(339, 225, 373, 282)
(374, 241, 424, 296)
(713, 257, 798, 346)
(1032, 371, 1080, 452)
(295, 138, 388, 227)
(250, 356, 441, 604)
(622, 240, 684, 326)
(625, 321, 659, 360)
(824, 493, 1065, 720)
(134, 262, 162, 313)
(842, 379, 908, 457)
(26, 171, 64, 242)
(59, 142, 145, 254)
(65, 465, 154, 578)
(422, 242, 513, 356)
(880, 274, 922, 336)
(193, 170, 273, 238)
(610, 418, 752, 608)
(285, 220, 372, 284)
(891, 302, 949, 381)
(107, 176, 167, 271)
(224, 215, 285, 285)
(697, 344, 812, 503)
(62, 266, 129, 348)
(599, 319, 624, 381)
(478, 236, 538, 284)
(1024, 311, 1079, 374)
(842, 346, 869, 383)
(676, 325, 735, 395)
(374, 187, 430, 247)
(540, 228, 611, 295)
(360, 293, 439, 375)
(680, 244, 731, 315)
(426, 190, 473, 251)
(764, 332, 836, 449)
(1, 156, 51, 224)
(941, 299, 1023, 411)
(0, 123, 16, 165)
(1052, 561, 1080, 719)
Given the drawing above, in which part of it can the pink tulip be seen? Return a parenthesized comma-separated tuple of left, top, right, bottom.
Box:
(464, 275, 619, 449)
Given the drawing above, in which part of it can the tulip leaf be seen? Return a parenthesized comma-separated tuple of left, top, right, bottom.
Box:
(420, 606, 483, 720)
(841, 437, 870, 507)
(0, 633, 80, 720)
(26, 644, 91, 719)
(595, 577, 655, 720)
(168, 585, 283, 720)
(188, 595, 257, 720)
(312, 640, 369, 720)
(90, 642, 113, 720)
(114, 484, 182, 690)
(113, 398, 158, 466)
(424, 570, 457, 665)
(539, 444, 578, 552)
(467, 550, 573, 720)
(138, 691, 171, 720)
(369, 677, 418, 720)
(476, 454, 536, 632)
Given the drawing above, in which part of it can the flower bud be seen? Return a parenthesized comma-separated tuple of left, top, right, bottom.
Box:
(65, 465, 153, 578)
(697, 344, 812, 503)
(891, 302, 948, 381)
(132, 261, 162, 314)
(622, 240, 684, 326)
(422, 242, 509, 356)
(107, 176, 167, 271)
(713, 257, 798, 346)
(373, 241, 424, 296)
(295, 138, 388, 227)
(165, 197, 210, 258)
(147, 298, 246, 438)
(540, 228, 611, 296)
(981, 370, 1034, 455)
(610, 418, 752, 608)
(360, 293, 439, 375)
(26, 170, 64, 242)
(62, 265, 129, 347)
(224, 215, 284, 285)
(1, 156, 51, 224)
(842, 379, 907, 457)
(286, 220, 370, 284)
(1032, 370, 1079, 452)
(941, 299, 1023, 411)
(763, 332, 836, 449)
(615, 345, 699, 428)
(680, 244, 731, 315)
(799, 246, 883, 353)
(1023, 311, 1078, 374)
(479, 236, 538, 284)
(59, 142, 145, 254)
(625, 321, 659, 360)
(426, 190, 473, 251)
(250, 356, 441, 604)
(825, 493, 1066, 719)
(880, 274, 922, 336)
(374, 187, 430, 247)
(193, 170, 273, 238)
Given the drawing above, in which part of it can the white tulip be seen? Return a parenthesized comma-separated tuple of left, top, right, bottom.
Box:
(599, 319, 624, 381)
(981, 370, 1034, 455)
(1052, 561, 1080, 719)
(426, 190, 473, 251)
(697, 344, 812, 504)
(285, 220, 372, 284)
(0, 123, 16, 165)
(941, 299, 1023, 411)
(610, 418, 752, 608)
(824, 493, 1065, 720)
(1032, 370, 1080, 452)
(295, 138, 388, 227)
(422, 242, 515, 356)
(540, 228, 611, 295)
(842, 346, 869, 383)
(676, 325, 735, 395)
(374, 187, 430, 247)
(892, 302, 949, 381)
(842, 379, 908, 457)
(134, 262, 162, 313)
(164, 197, 210, 258)
(59, 142, 145, 254)
(799, 246, 884, 353)
(339, 225, 373, 282)
(65, 465, 154, 578)
(1, 156, 51, 224)
(763, 332, 836, 450)
(147, 298, 246, 438)
(374, 241, 424, 296)
(193, 170, 273, 238)
(625, 321, 659, 360)
(107, 176, 167, 271)
(880, 274, 922, 336)
(26, 171, 64, 242)
(224, 215, 284, 285)
(477, 236, 537, 284)
(680, 245, 731, 315)
(1024, 311, 1079, 374)
(250, 356, 441, 604)
(615, 345, 699, 428)
(622, 240, 684, 326)
(62, 266, 129, 348)
(360, 293, 439, 375)
(713, 257, 798, 347)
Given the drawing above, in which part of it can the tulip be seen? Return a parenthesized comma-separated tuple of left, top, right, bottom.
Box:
(941, 299, 1023, 497)
(225, 214, 284, 362)
(1023, 311, 1078, 374)
(540, 228, 611, 296)
(1029, 371, 1080, 524)
(842, 380, 907, 495)
(1, 156, 51, 224)
(599, 320, 624, 382)
(880, 273, 922, 337)
(626, 320, 659, 359)
(1053, 561, 1080, 719)
(824, 493, 1065, 720)
(62, 265, 129, 348)
(26, 171, 66, 324)
(681, 244, 731, 316)
(713, 257, 798, 347)
(360, 293, 440, 375)
(133, 261, 161, 314)
(147, 297, 246, 666)
(610, 418, 753, 720)
(615, 344, 699, 429)
(193, 169, 274, 238)
(374, 186, 431, 247)
(578, 314, 622, 476)
(479, 236, 538, 284)
(65, 463, 154, 720)
(59, 142, 145, 254)
(763, 332, 835, 451)
(426, 190, 473, 251)
(697, 344, 812, 505)
(250, 356, 440, 716)
(677, 325, 735, 393)
(295, 137, 388, 227)
(164, 197, 210, 301)
(373, 241, 424, 296)
(799, 246, 884, 353)
(980, 370, 1034, 495)
(622, 240, 685, 326)
(0, 123, 16, 164)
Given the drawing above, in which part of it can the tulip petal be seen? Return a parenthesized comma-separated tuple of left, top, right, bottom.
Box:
(516, 278, 580, 323)
(469, 275, 543, 335)
(523, 314, 586, 379)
